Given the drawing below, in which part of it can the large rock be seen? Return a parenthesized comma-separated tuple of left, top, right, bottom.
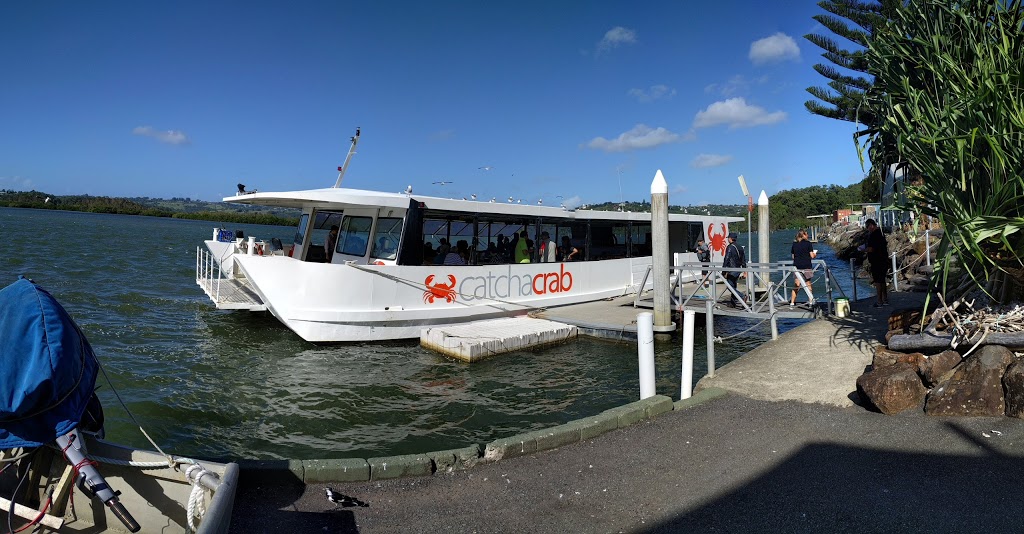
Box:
(872, 346, 925, 371)
(1003, 358, 1024, 418)
(856, 362, 927, 414)
(925, 345, 1015, 416)
(918, 350, 961, 387)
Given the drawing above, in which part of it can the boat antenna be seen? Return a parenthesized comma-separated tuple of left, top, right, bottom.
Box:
(333, 127, 361, 188)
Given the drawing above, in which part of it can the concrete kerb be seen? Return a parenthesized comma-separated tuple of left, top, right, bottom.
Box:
(237, 389, 730, 484)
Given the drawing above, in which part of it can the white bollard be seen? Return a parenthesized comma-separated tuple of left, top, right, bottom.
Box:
(925, 230, 931, 266)
(637, 312, 656, 400)
(891, 252, 899, 291)
(213, 228, 219, 241)
(248, 236, 257, 256)
(680, 310, 695, 400)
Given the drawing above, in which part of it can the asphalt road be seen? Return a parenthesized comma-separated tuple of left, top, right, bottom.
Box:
(231, 393, 1024, 533)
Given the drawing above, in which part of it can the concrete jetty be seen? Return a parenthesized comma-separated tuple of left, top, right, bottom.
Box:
(421, 316, 576, 361)
(231, 291, 1024, 533)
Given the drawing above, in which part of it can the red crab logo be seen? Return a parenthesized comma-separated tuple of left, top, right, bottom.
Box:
(707, 223, 729, 255)
(423, 274, 458, 303)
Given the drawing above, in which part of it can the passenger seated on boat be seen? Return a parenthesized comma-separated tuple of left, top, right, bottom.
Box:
(422, 242, 435, 265)
(434, 238, 450, 265)
(341, 236, 365, 256)
(456, 239, 470, 263)
(443, 243, 465, 265)
(373, 236, 396, 259)
(268, 237, 285, 255)
(560, 236, 580, 261)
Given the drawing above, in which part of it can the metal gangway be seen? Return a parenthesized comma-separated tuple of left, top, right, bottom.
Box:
(634, 259, 850, 338)
(195, 246, 267, 311)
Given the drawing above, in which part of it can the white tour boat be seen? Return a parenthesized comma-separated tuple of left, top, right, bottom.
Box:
(196, 133, 742, 342)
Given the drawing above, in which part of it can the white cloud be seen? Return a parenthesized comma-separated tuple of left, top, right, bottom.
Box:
(562, 195, 583, 209)
(585, 124, 683, 153)
(133, 125, 190, 145)
(693, 98, 787, 129)
(691, 154, 734, 168)
(628, 84, 677, 103)
(671, 184, 688, 194)
(597, 26, 637, 53)
(704, 74, 770, 96)
(749, 32, 801, 65)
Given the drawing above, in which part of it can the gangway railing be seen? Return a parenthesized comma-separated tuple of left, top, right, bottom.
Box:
(635, 259, 840, 317)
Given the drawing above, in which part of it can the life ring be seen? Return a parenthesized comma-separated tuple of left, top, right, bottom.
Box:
(255, 244, 264, 256)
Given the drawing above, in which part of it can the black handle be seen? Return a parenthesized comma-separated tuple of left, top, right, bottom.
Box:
(106, 499, 141, 533)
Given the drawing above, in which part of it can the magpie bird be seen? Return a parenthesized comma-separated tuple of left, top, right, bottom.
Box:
(325, 487, 369, 507)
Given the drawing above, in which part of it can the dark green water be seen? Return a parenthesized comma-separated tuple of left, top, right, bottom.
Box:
(0, 207, 871, 460)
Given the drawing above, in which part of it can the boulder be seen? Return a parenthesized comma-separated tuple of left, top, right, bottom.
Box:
(925, 345, 1015, 416)
(856, 362, 927, 414)
(872, 346, 925, 371)
(918, 350, 961, 387)
(1003, 358, 1024, 418)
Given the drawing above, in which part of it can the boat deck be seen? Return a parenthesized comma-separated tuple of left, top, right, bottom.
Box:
(196, 276, 267, 311)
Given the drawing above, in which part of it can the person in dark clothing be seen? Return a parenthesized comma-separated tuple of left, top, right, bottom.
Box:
(722, 232, 746, 307)
(695, 238, 711, 287)
(789, 230, 817, 307)
(864, 218, 889, 307)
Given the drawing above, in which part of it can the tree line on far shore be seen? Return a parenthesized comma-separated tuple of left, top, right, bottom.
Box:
(0, 189, 299, 227)
(3, 184, 864, 232)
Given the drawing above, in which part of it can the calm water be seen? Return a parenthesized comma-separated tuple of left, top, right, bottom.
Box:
(0, 207, 871, 460)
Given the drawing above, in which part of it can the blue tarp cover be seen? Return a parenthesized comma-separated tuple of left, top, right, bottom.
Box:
(0, 278, 98, 449)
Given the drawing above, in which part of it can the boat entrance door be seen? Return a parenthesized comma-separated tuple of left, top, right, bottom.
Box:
(332, 208, 377, 263)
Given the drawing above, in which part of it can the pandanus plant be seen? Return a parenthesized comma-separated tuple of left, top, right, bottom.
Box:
(857, 0, 1024, 303)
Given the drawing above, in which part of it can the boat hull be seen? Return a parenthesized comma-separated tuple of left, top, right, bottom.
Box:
(233, 255, 656, 342)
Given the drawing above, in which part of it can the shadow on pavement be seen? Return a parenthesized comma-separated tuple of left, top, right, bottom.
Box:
(644, 420, 1023, 533)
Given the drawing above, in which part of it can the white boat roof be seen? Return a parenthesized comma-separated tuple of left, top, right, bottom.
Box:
(223, 187, 743, 223)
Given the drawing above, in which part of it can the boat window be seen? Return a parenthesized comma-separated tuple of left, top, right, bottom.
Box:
(630, 224, 652, 257)
(687, 222, 704, 251)
(558, 222, 589, 261)
(370, 217, 403, 260)
(337, 216, 373, 256)
(590, 221, 628, 260)
(294, 213, 310, 245)
(311, 211, 343, 251)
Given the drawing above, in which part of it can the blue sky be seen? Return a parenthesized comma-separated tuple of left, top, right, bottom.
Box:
(0, 1, 867, 206)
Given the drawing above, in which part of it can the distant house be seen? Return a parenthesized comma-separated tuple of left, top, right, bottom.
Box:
(880, 163, 915, 231)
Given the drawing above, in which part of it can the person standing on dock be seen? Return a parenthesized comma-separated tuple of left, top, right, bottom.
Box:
(864, 219, 890, 307)
(722, 232, 746, 307)
(695, 238, 711, 287)
(789, 230, 816, 307)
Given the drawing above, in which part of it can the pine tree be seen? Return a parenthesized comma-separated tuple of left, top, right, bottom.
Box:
(805, 0, 900, 202)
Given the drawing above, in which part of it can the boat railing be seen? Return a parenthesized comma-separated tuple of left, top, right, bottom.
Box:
(196, 246, 233, 302)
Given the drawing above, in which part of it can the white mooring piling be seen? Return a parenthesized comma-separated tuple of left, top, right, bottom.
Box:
(637, 312, 656, 400)
(650, 170, 674, 332)
(757, 190, 770, 295)
(680, 309, 695, 400)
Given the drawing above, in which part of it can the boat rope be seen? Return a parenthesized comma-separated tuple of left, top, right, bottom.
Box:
(714, 311, 779, 343)
(91, 350, 175, 467)
(184, 463, 214, 534)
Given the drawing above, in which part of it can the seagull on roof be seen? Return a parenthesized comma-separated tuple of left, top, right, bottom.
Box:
(507, 196, 514, 203)
(471, 194, 477, 200)
(479, 166, 494, 171)
(489, 197, 496, 203)
(537, 199, 543, 205)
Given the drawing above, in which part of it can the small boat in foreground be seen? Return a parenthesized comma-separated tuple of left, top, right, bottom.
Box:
(0, 278, 237, 533)
(196, 131, 743, 342)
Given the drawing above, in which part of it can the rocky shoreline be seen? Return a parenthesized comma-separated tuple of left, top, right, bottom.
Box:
(824, 223, 942, 293)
